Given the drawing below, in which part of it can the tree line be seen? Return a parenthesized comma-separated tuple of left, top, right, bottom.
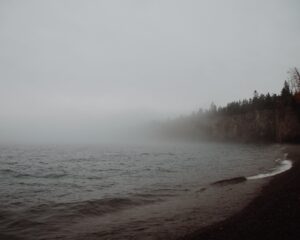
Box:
(207, 67, 300, 116)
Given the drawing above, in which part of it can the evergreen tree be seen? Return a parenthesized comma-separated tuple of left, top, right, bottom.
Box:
(281, 81, 292, 106)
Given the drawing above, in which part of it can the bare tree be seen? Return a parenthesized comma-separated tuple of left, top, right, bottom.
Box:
(288, 67, 300, 94)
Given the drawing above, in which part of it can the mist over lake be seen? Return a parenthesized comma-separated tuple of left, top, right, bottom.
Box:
(1, 0, 300, 239)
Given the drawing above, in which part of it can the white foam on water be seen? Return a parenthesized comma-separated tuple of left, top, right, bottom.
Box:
(247, 156, 293, 180)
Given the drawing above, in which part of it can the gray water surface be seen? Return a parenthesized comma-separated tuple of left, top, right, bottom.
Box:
(0, 142, 282, 239)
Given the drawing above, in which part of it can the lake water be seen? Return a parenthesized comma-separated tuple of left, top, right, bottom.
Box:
(0, 142, 284, 239)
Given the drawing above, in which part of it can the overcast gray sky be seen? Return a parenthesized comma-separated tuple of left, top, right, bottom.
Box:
(1, 0, 300, 143)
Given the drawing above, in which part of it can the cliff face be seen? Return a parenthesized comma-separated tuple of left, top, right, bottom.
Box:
(276, 107, 300, 142)
(162, 96, 300, 143)
(207, 107, 300, 143)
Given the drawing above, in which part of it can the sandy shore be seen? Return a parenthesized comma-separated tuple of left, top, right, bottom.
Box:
(180, 145, 300, 240)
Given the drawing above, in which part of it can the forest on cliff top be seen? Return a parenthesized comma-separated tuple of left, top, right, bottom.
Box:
(160, 68, 300, 143)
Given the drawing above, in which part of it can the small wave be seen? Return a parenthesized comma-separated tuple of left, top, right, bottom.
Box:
(64, 198, 139, 216)
(67, 157, 97, 163)
(0, 169, 68, 179)
(0, 169, 15, 174)
(23, 197, 158, 220)
(153, 152, 176, 157)
(18, 172, 67, 179)
(0, 169, 32, 178)
(4, 161, 18, 166)
(212, 177, 247, 186)
(196, 187, 207, 193)
(83, 176, 103, 180)
(140, 153, 150, 156)
(0, 210, 14, 221)
(247, 159, 292, 180)
(156, 167, 176, 173)
(41, 173, 67, 179)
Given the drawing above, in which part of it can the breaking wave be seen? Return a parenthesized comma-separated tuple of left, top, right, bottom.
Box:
(247, 159, 292, 180)
(212, 154, 293, 186)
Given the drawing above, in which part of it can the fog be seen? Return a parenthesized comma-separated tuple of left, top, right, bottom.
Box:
(1, 0, 300, 144)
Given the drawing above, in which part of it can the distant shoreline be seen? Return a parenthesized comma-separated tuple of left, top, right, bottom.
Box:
(179, 144, 300, 240)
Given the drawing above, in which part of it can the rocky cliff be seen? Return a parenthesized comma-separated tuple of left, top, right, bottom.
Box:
(207, 107, 300, 143)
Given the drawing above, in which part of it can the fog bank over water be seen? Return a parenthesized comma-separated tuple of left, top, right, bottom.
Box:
(0, 111, 157, 144)
(1, 0, 300, 144)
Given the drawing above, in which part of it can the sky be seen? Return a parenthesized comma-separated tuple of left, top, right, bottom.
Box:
(0, 0, 300, 143)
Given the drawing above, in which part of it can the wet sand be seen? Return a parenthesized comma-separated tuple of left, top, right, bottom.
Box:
(180, 145, 300, 240)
